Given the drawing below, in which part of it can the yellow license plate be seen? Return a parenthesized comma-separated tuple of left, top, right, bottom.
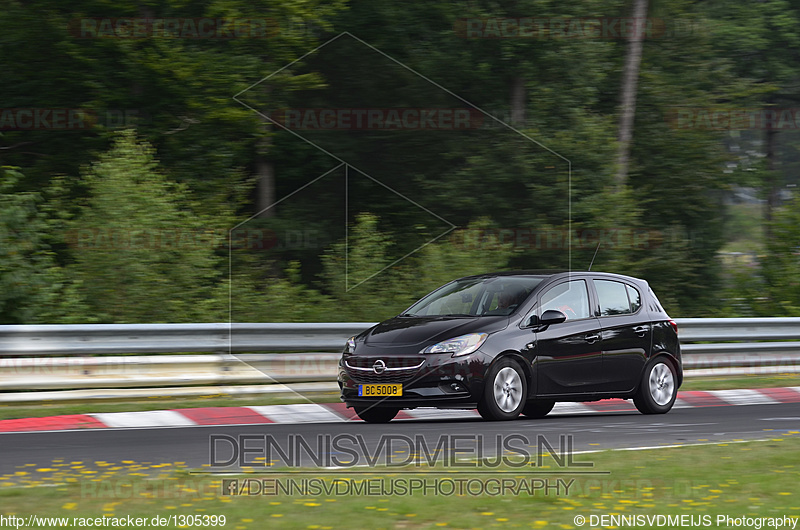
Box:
(358, 384, 402, 397)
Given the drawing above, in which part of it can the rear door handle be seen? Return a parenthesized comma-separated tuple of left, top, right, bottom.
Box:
(633, 326, 649, 336)
(585, 334, 600, 344)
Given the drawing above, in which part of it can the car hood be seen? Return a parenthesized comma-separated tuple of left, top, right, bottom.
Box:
(361, 315, 509, 347)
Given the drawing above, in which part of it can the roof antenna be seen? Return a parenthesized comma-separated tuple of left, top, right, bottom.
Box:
(588, 241, 602, 271)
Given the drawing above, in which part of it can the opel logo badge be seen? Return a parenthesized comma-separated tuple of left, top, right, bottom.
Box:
(373, 360, 386, 374)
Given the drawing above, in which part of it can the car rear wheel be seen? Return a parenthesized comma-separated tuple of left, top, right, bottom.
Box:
(354, 406, 399, 423)
(522, 400, 555, 419)
(633, 358, 677, 414)
(478, 358, 527, 421)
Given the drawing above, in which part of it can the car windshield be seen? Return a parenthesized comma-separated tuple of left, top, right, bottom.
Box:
(403, 276, 544, 317)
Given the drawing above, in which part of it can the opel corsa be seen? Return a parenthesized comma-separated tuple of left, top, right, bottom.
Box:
(338, 271, 682, 422)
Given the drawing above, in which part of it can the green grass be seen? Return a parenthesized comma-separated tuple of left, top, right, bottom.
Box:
(1, 436, 799, 528)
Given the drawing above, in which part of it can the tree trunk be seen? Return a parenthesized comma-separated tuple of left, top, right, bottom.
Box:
(764, 127, 779, 240)
(510, 76, 526, 126)
(256, 128, 275, 218)
(615, 0, 648, 190)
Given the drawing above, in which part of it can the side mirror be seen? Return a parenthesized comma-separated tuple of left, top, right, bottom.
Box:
(539, 309, 567, 325)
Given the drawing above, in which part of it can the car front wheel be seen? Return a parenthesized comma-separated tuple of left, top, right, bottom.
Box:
(478, 358, 527, 421)
(633, 358, 677, 414)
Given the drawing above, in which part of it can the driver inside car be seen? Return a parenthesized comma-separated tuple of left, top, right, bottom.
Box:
(496, 288, 527, 311)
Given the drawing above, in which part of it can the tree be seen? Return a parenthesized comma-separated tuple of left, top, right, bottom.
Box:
(0, 167, 75, 323)
(760, 198, 800, 314)
(615, 0, 648, 189)
(68, 130, 224, 322)
(701, 0, 800, 238)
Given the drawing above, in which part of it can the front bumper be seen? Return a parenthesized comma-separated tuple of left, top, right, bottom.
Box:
(338, 350, 491, 409)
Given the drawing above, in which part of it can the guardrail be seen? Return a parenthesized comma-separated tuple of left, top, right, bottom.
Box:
(673, 318, 800, 372)
(0, 323, 372, 355)
(0, 319, 798, 403)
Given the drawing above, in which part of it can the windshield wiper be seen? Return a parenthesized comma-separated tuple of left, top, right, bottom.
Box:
(439, 313, 474, 317)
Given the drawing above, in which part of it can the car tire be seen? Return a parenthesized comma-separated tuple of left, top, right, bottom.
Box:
(477, 358, 527, 421)
(354, 406, 399, 423)
(633, 357, 677, 414)
(522, 400, 555, 419)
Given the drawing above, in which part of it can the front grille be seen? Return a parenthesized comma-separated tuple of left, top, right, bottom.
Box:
(345, 357, 424, 369)
(350, 372, 415, 384)
(344, 357, 425, 384)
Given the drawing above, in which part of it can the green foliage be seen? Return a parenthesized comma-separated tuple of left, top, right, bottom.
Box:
(67, 130, 225, 322)
(0, 167, 95, 324)
(721, 198, 800, 317)
(226, 264, 336, 323)
(227, 214, 518, 322)
(404, 217, 517, 294)
(760, 199, 800, 315)
(321, 212, 393, 300)
(5, 0, 800, 321)
(0, 168, 60, 323)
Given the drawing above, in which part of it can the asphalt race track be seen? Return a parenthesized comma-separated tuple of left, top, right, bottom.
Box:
(1, 403, 799, 476)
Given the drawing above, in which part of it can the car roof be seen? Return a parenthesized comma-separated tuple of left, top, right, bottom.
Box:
(456, 270, 647, 285)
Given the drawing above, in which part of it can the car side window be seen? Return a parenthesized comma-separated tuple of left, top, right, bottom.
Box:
(626, 284, 642, 313)
(594, 280, 633, 316)
(540, 280, 591, 320)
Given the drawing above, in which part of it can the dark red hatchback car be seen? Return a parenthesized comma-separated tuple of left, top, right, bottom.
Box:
(339, 271, 682, 423)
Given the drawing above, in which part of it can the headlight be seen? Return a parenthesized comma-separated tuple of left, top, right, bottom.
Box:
(344, 336, 356, 354)
(421, 333, 488, 357)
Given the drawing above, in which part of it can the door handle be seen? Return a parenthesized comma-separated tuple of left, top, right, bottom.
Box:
(585, 334, 600, 344)
(633, 326, 648, 336)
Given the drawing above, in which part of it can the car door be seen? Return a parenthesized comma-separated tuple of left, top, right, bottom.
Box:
(532, 279, 604, 396)
(592, 279, 651, 392)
